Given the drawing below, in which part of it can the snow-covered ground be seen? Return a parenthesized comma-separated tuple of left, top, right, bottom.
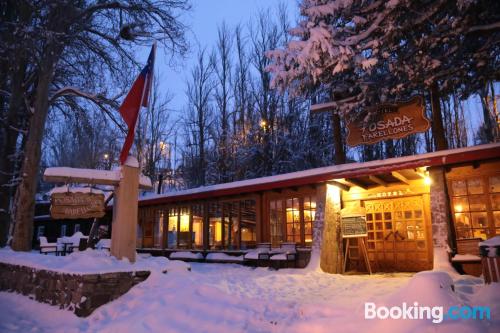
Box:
(0, 250, 499, 333)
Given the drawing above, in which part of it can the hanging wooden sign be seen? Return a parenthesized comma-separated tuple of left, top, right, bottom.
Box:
(346, 96, 430, 147)
(50, 192, 105, 219)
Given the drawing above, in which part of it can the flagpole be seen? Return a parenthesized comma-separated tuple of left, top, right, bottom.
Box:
(133, 42, 157, 164)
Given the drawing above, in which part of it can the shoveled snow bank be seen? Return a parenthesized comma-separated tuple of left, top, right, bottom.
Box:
(0, 247, 189, 274)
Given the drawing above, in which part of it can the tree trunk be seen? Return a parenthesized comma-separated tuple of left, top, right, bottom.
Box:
(0, 70, 26, 246)
(332, 112, 346, 165)
(11, 52, 57, 251)
(0, 2, 30, 247)
(430, 82, 448, 151)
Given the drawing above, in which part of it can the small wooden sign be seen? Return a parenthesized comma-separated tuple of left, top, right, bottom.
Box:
(50, 192, 105, 219)
(346, 96, 430, 147)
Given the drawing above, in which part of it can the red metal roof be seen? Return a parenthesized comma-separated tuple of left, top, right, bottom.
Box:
(139, 143, 500, 206)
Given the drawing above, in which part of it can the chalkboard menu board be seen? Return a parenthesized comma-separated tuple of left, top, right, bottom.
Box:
(341, 216, 368, 238)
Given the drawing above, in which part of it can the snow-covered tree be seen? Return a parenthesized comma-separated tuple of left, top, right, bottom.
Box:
(267, 0, 500, 149)
(3, 0, 189, 251)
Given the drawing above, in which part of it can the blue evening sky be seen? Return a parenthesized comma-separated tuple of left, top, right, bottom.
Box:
(134, 0, 484, 144)
(152, 0, 299, 116)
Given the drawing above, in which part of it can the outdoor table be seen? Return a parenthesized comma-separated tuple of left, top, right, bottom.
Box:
(60, 242, 74, 256)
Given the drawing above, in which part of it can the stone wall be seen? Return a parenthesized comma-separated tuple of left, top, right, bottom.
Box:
(312, 184, 326, 253)
(429, 166, 452, 250)
(0, 262, 150, 317)
(320, 184, 343, 274)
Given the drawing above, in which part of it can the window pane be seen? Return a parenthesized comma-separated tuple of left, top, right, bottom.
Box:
(471, 212, 488, 228)
(472, 229, 488, 240)
(489, 176, 500, 193)
(491, 194, 500, 210)
(453, 197, 469, 213)
(456, 228, 472, 239)
(494, 211, 500, 228)
(468, 195, 487, 211)
(467, 178, 484, 195)
(455, 213, 471, 228)
(452, 180, 467, 196)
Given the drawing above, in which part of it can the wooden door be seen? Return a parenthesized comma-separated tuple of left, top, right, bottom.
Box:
(364, 196, 432, 272)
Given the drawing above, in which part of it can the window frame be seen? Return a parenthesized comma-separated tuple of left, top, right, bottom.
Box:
(448, 168, 500, 241)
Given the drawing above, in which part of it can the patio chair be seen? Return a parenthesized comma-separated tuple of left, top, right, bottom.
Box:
(270, 242, 297, 269)
(244, 242, 271, 267)
(39, 236, 57, 255)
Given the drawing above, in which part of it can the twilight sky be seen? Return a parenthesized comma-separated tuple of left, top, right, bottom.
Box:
(152, 0, 299, 116)
(133, 0, 485, 145)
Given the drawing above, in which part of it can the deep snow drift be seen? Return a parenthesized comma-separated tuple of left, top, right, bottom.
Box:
(0, 249, 498, 333)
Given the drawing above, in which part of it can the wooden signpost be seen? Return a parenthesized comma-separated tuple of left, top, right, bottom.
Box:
(44, 159, 152, 263)
(341, 206, 372, 274)
(50, 191, 105, 220)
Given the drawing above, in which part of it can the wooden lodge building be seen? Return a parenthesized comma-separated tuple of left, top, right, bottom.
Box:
(133, 143, 500, 273)
(34, 142, 500, 274)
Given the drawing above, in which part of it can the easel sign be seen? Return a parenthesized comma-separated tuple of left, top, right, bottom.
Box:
(341, 216, 368, 238)
(341, 206, 372, 274)
(341, 206, 368, 238)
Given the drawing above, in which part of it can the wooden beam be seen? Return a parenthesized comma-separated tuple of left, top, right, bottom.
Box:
(311, 101, 336, 113)
(327, 180, 350, 192)
(414, 168, 426, 179)
(368, 175, 388, 187)
(342, 178, 369, 190)
(391, 171, 410, 185)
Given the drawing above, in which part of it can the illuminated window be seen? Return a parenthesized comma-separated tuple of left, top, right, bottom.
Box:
(269, 195, 316, 246)
(303, 196, 316, 245)
(451, 175, 500, 240)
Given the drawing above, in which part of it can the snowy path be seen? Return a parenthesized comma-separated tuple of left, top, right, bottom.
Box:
(0, 260, 499, 333)
(188, 263, 412, 304)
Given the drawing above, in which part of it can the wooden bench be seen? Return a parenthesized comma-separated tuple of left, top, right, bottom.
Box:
(270, 242, 297, 269)
(244, 243, 271, 267)
(452, 238, 482, 276)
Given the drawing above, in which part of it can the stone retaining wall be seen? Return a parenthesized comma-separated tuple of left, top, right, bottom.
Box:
(0, 262, 150, 317)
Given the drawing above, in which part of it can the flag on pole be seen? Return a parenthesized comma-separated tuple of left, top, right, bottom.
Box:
(118, 43, 156, 165)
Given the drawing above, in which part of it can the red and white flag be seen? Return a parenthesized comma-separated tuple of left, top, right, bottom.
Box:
(118, 43, 156, 164)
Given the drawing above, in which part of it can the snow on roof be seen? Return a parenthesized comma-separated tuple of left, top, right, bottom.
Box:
(44, 167, 119, 182)
(44, 166, 152, 190)
(140, 143, 500, 205)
